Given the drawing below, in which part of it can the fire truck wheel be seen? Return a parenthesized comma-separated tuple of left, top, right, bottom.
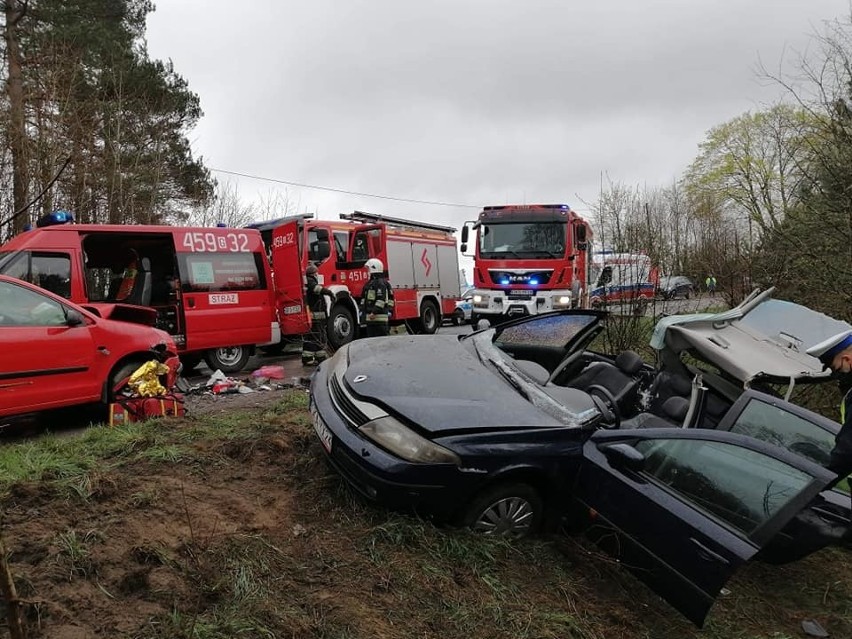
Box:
(204, 346, 251, 374)
(327, 304, 356, 349)
(419, 299, 440, 334)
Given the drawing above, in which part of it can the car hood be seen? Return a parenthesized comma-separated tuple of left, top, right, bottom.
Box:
(341, 336, 561, 434)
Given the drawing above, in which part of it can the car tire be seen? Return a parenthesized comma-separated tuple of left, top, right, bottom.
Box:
(204, 346, 251, 374)
(460, 482, 544, 538)
(107, 359, 148, 403)
(419, 299, 440, 334)
(328, 304, 356, 348)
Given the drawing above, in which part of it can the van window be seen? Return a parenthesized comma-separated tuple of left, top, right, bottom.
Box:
(178, 253, 266, 293)
(0, 251, 72, 298)
(307, 228, 331, 263)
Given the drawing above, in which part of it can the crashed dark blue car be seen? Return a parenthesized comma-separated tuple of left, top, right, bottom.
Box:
(309, 288, 852, 627)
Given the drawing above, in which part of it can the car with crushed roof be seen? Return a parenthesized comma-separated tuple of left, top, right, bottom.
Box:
(308, 287, 852, 627)
(0, 274, 180, 422)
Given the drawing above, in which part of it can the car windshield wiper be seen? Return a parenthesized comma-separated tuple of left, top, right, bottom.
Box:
(490, 358, 531, 400)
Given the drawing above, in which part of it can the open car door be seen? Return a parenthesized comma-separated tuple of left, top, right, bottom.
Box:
(574, 428, 835, 627)
(271, 220, 311, 335)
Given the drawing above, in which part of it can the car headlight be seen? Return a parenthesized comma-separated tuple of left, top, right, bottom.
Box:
(360, 416, 461, 464)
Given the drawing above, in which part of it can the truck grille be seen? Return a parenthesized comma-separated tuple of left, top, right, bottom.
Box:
(329, 373, 369, 427)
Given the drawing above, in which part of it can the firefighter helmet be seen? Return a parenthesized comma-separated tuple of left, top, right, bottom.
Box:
(306, 264, 318, 275)
(365, 258, 384, 274)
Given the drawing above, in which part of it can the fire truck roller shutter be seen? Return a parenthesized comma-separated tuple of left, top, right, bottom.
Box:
(437, 244, 461, 298)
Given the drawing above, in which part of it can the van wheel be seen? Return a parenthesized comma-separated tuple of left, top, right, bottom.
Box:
(460, 483, 543, 538)
(328, 304, 355, 349)
(419, 299, 440, 334)
(107, 360, 147, 403)
(204, 346, 251, 374)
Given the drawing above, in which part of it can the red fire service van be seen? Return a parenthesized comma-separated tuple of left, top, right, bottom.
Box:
(460, 204, 593, 324)
(248, 211, 461, 347)
(0, 212, 278, 372)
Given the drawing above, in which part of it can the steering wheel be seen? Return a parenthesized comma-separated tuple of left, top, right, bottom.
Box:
(586, 384, 622, 429)
(545, 350, 586, 386)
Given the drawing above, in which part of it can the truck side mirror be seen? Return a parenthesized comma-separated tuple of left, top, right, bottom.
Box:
(461, 226, 469, 243)
(575, 224, 587, 244)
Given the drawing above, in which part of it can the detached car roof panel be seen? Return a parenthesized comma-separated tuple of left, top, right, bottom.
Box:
(651, 288, 852, 384)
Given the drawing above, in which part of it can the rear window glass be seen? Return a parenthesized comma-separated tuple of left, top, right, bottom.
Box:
(178, 253, 266, 293)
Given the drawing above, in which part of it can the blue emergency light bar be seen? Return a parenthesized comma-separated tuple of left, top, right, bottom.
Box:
(36, 210, 74, 228)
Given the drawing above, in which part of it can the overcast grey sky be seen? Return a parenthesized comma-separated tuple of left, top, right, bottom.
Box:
(145, 0, 845, 247)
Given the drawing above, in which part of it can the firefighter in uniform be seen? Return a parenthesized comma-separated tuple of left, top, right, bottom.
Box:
(302, 264, 334, 365)
(806, 330, 852, 506)
(360, 258, 394, 337)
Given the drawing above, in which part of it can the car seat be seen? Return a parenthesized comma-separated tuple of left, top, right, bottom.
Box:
(123, 257, 153, 306)
(621, 396, 690, 429)
(566, 350, 644, 415)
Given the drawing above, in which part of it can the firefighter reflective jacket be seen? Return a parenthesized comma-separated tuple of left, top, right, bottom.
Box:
(361, 276, 394, 323)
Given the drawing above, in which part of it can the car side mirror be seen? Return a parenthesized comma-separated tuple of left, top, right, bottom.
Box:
(599, 443, 645, 472)
(65, 308, 85, 327)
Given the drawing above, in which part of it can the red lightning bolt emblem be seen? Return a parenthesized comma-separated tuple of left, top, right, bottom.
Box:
(420, 248, 432, 276)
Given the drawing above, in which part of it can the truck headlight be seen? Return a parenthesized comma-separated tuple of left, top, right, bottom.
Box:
(473, 294, 483, 303)
(360, 416, 461, 464)
(557, 296, 571, 305)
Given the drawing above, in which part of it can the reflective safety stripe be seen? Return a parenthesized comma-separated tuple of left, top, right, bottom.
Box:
(843, 389, 850, 424)
(375, 299, 386, 308)
(367, 290, 376, 300)
(312, 284, 324, 294)
(366, 315, 389, 323)
(311, 312, 327, 320)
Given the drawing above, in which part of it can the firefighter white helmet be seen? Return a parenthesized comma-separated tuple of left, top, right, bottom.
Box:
(365, 258, 384, 274)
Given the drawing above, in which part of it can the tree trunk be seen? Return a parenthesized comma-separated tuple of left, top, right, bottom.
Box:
(4, 0, 29, 233)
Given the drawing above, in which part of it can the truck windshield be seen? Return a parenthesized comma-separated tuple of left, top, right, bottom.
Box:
(478, 223, 565, 259)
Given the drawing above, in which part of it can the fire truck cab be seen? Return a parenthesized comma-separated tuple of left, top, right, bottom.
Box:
(0, 212, 278, 373)
(460, 204, 593, 323)
(248, 211, 461, 348)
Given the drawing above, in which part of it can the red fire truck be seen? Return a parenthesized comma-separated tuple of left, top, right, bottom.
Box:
(0, 212, 278, 373)
(460, 204, 593, 323)
(248, 211, 461, 348)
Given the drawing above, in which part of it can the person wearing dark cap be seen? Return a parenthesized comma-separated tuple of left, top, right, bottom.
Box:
(302, 264, 334, 365)
(806, 329, 852, 487)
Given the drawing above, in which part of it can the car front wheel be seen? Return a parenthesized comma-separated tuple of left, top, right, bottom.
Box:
(460, 482, 543, 538)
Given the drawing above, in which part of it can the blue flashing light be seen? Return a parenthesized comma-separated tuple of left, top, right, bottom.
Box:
(36, 210, 75, 228)
(216, 222, 227, 228)
(500, 279, 510, 286)
(529, 279, 539, 286)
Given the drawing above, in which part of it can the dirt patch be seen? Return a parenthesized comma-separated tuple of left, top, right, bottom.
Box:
(1, 398, 851, 639)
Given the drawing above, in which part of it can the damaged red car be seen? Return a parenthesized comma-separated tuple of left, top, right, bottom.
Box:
(0, 275, 179, 420)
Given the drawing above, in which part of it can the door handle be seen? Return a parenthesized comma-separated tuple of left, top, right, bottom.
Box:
(187, 298, 195, 308)
(97, 346, 110, 356)
(690, 537, 730, 565)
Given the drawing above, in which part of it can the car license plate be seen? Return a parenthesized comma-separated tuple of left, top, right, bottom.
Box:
(311, 403, 333, 453)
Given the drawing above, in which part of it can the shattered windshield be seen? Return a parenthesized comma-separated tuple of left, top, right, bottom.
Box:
(470, 329, 599, 426)
(740, 299, 852, 352)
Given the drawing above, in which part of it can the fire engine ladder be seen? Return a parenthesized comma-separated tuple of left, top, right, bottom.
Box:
(340, 211, 457, 234)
